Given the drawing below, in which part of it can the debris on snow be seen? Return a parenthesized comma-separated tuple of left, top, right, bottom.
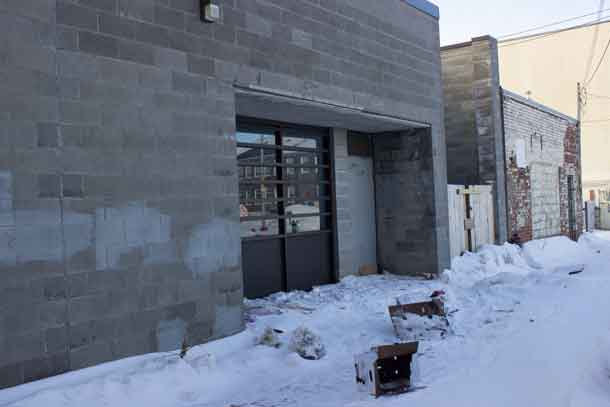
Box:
(256, 327, 282, 348)
(289, 326, 326, 360)
(355, 342, 419, 397)
(389, 299, 449, 341)
(359, 264, 378, 276)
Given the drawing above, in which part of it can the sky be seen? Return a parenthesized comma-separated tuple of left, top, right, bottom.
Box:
(434, 0, 604, 45)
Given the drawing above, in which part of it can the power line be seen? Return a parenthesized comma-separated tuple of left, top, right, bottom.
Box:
(582, 122, 610, 126)
(499, 17, 610, 48)
(589, 92, 610, 99)
(584, 0, 607, 82)
(585, 33, 610, 85)
(583, 118, 610, 123)
(498, 7, 610, 40)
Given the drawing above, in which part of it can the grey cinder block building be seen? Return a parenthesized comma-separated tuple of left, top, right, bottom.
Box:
(0, 0, 448, 387)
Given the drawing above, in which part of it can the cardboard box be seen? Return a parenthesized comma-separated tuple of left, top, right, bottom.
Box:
(355, 342, 419, 397)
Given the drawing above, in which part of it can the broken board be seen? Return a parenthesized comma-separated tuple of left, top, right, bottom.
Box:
(388, 299, 449, 341)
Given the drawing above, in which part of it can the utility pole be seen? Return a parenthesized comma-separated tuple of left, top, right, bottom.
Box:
(577, 82, 582, 125)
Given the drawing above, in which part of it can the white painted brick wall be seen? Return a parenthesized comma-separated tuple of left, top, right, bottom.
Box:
(503, 93, 574, 238)
(530, 163, 561, 238)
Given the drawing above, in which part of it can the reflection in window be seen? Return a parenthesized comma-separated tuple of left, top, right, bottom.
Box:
(237, 131, 275, 145)
(238, 121, 329, 238)
(241, 219, 279, 237)
(300, 156, 311, 175)
(285, 203, 319, 233)
(285, 216, 321, 234)
(285, 156, 296, 176)
(282, 136, 317, 149)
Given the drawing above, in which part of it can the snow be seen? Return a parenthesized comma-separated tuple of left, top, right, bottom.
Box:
(2, 234, 610, 407)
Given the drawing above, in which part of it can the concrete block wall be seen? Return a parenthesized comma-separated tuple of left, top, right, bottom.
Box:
(333, 130, 378, 278)
(0, 0, 448, 387)
(374, 129, 439, 276)
(0, 0, 244, 389)
(333, 129, 357, 278)
(503, 91, 583, 241)
(441, 37, 508, 243)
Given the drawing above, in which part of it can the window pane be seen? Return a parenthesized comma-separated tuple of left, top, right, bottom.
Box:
(238, 147, 276, 167)
(284, 184, 320, 203)
(282, 127, 325, 150)
(241, 185, 279, 207)
(282, 136, 318, 149)
(241, 219, 279, 238)
(283, 150, 321, 181)
(285, 216, 320, 234)
(237, 131, 275, 145)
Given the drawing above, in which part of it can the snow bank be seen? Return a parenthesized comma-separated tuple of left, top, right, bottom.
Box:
(443, 243, 532, 287)
(445, 236, 597, 288)
(522, 236, 587, 273)
(3, 235, 610, 407)
(580, 232, 610, 253)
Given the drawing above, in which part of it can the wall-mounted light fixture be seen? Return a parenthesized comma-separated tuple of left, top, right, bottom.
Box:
(201, 1, 220, 23)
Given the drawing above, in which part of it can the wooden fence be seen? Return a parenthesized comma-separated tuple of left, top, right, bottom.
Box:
(448, 185, 495, 259)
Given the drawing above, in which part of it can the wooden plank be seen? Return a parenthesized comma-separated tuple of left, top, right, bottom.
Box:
(448, 185, 467, 258)
(471, 185, 494, 250)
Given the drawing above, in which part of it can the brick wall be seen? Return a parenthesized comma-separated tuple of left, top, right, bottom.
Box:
(0, 0, 447, 387)
(502, 90, 582, 242)
(559, 125, 584, 237)
(506, 161, 532, 242)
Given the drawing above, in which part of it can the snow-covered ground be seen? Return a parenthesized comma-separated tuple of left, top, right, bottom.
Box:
(2, 233, 610, 407)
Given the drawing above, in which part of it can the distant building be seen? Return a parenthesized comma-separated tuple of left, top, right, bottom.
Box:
(442, 36, 583, 243)
(498, 20, 610, 201)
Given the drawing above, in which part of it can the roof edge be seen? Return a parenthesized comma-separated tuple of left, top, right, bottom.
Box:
(502, 88, 578, 124)
(441, 35, 497, 51)
(403, 0, 439, 19)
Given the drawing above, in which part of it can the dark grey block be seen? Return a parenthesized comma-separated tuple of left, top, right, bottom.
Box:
(187, 54, 214, 76)
(56, 27, 78, 51)
(57, 1, 98, 31)
(37, 123, 59, 148)
(171, 71, 204, 95)
(118, 0, 154, 23)
(45, 326, 69, 353)
(22, 352, 69, 383)
(79, 0, 117, 12)
(118, 39, 154, 65)
(38, 174, 61, 198)
(43, 276, 67, 300)
(154, 5, 185, 30)
(134, 21, 170, 47)
(0, 363, 22, 388)
(62, 174, 84, 198)
(79, 31, 119, 58)
(99, 14, 135, 39)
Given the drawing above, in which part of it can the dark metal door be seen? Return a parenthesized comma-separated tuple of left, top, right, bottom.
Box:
(237, 118, 334, 299)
